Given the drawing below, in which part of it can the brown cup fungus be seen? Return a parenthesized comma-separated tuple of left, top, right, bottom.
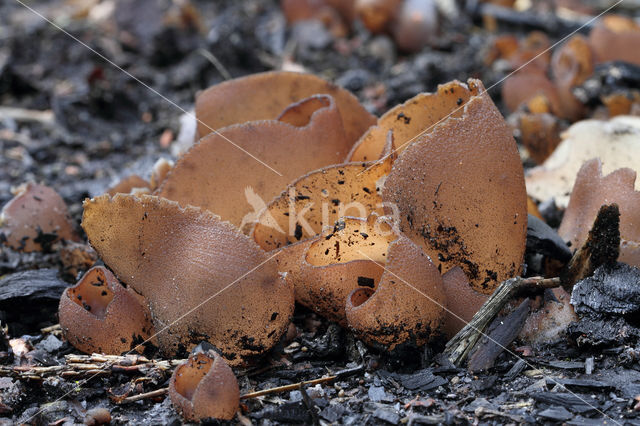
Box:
(382, 79, 527, 294)
(355, 0, 401, 34)
(589, 15, 640, 66)
(558, 159, 640, 268)
(550, 35, 593, 121)
(391, 0, 438, 52)
(159, 95, 353, 230)
(1, 183, 79, 252)
(58, 266, 154, 354)
(252, 155, 393, 250)
(441, 267, 488, 338)
(194, 71, 375, 144)
(82, 194, 294, 363)
(169, 350, 239, 422)
(342, 217, 446, 349)
(106, 175, 150, 196)
(276, 215, 446, 349)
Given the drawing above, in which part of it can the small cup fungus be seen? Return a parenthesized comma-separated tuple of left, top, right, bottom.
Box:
(194, 71, 376, 144)
(558, 159, 640, 268)
(383, 79, 527, 294)
(0, 183, 80, 252)
(159, 94, 353, 229)
(58, 266, 154, 354)
(82, 194, 294, 363)
(169, 350, 239, 422)
(588, 15, 640, 66)
(342, 216, 446, 349)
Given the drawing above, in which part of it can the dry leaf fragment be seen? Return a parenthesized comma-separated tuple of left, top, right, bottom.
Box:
(58, 266, 154, 355)
(82, 194, 294, 363)
(0, 183, 79, 252)
(158, 94, 352, 230)
(195, 71, 376, 144)
(526, 116, 640, 207)
(383, 79, 527, 294)
(169, 350, 239, 421)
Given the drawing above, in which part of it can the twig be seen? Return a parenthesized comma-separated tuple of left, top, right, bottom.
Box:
(240, 364, 364, 400)
(40, 324, 61, 334)
(0, 353, 185, 380)
(118, 388, 168, 404)
(0, 107, 55, 125)
(197, 48, 232, 81)
(445, 276, 561, 366)
(241, 376, 338, 399)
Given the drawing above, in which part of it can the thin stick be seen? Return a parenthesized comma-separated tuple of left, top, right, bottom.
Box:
(118, 388, 168, 404)
(445, 276, 560, 366)
(241, 376, 337, 400)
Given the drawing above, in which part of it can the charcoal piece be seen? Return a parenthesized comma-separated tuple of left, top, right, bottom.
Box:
(504, 359, 526, 380)
(373, 408, 400, 424)
(0, 269, 68, 335)
(319, 404, 345, 423)
(463, 398, 498, 413)
(392, 369, 447, 392)
(537, 406, 573, 421)
(467, 299, 530, 372)
(537, 360, 585, 370)
(563, 204, 620, 288)
(569, 316, 640, 348)
(546, 378, 612, 391)
(471, 375, 497, 391)
(531, 392, 597, 414)
(574, 61, 640, 105)
(368, 385, 392, 403)
(571, 263, 640, 316)
(259, 401, 312, 424)
(526, 214, 572, 262)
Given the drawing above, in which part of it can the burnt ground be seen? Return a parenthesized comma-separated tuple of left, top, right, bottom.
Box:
(2, 0, 640, 424)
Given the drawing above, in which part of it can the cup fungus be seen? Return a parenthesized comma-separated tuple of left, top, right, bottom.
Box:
(526, 116, 640, 207)
(391, 0, 438, 52)
(355, 0, 401, 34)
(588, 15, 640, 66)
(342, 217, 446, 349)
(82, 194, 294, 363)
(194, 71, 376, 144)
(106, 175, 150, 196)
(558, 159, 640, 268)
(252, 155, 393, 250)
(441, 267, 487, 338)
(382, 79, 527, 294)
(501, 69, 562, 115)
(0, 183, 79, 252)
(282, 215, 397, 325)
(550, 35, 593, 121)
(58, 266, 154, 354)
(158, 94, 353, 230)
(169, 350, 239, 421)
(347, 80, 478, 162)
